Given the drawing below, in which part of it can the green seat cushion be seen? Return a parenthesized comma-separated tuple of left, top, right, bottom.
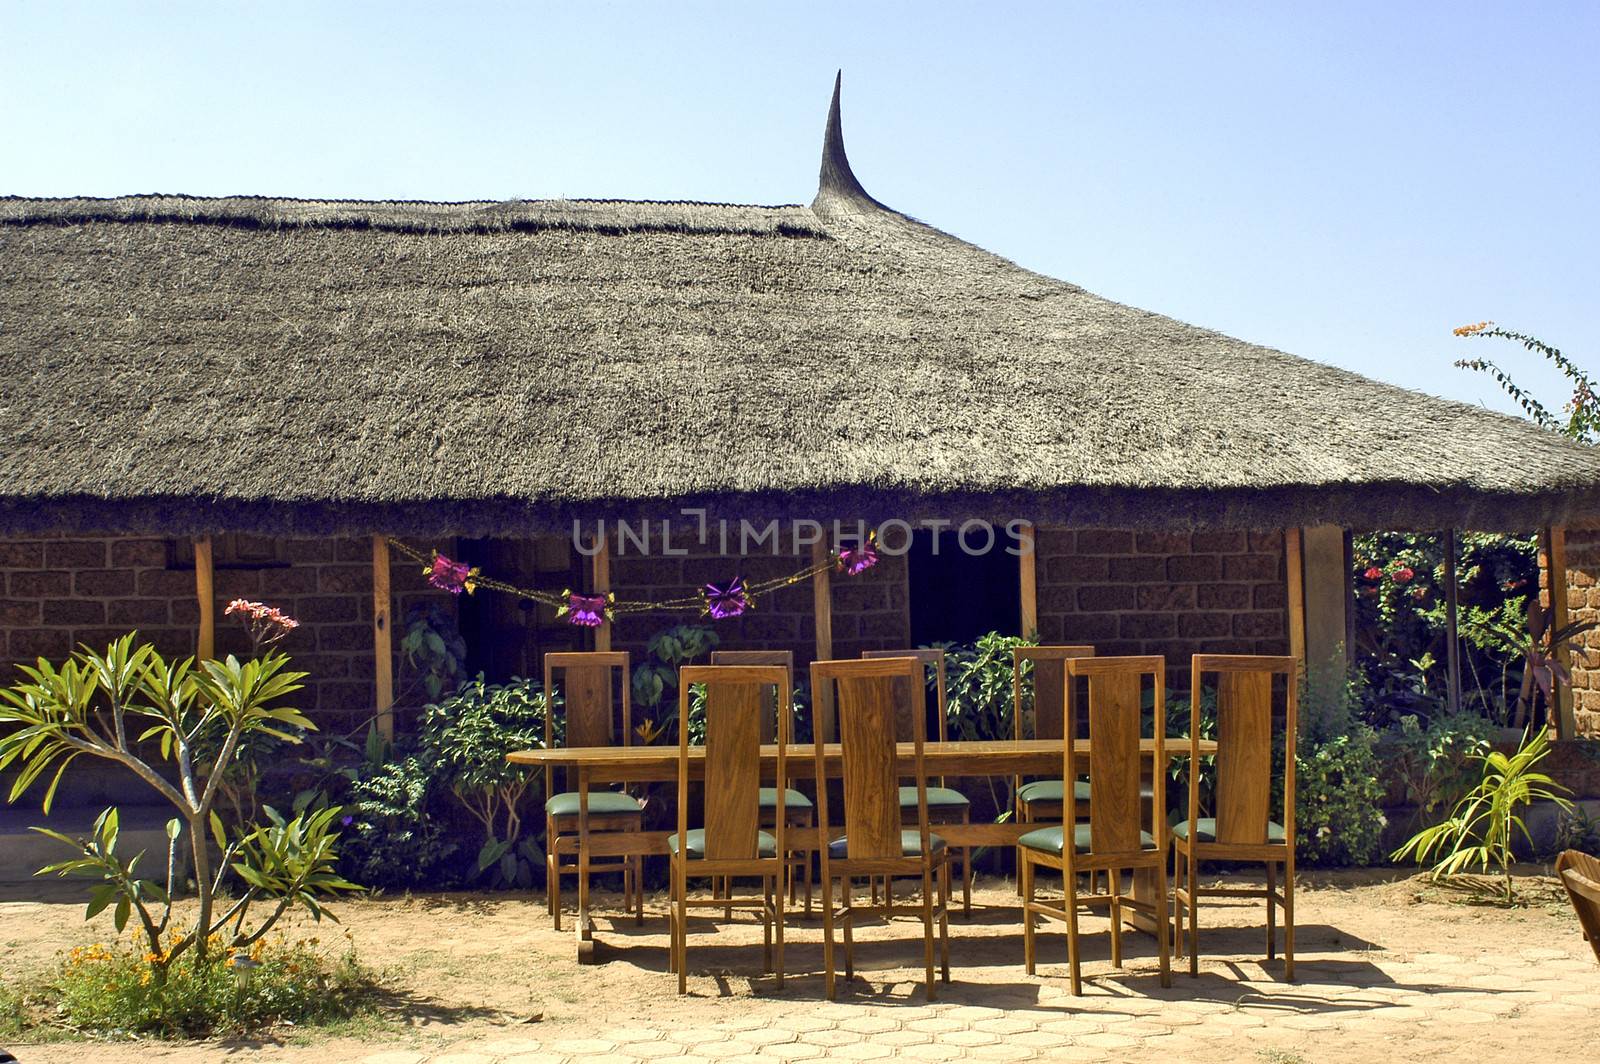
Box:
(1018, 824, 1156, 854)
(1172, 818, 1286, 844)
(757, 787, 814, 809)
(1016, 779, 1091, 804)
(545, 790, 644, 817)
(1016, 779, 1155, 804)
(828, 830, 948, 859)
(668, 828, 778, 858)
(897, 785, 971, 808)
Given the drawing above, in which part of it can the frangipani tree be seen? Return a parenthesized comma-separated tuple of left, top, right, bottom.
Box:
(0, 616, 356, 975)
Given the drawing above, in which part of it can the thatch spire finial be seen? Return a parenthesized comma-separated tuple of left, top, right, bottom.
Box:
(813, 71, 887, 213)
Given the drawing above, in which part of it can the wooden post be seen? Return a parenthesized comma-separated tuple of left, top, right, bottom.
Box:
(194, 535, 215, 660)
(1300, 525, 1349, 686)
(1018, 522, 1038, 638)
(592, 533, 611, 653)
(1443, 529, 1463, 715)
(1547, 526, 1574, 740)
(1285, 528, 1306, 669)
(372, 535, 394, 741)
(811, 538, 833, 661)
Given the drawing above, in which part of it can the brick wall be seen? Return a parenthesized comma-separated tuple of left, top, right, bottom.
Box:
(0, 534, 451, 733)
(1553, 527, 1600, 737)
(1034, 528, 1290, 688)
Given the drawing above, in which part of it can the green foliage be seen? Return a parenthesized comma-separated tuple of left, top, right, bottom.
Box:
(399, 602, 467, 703)
(335, 746, 460, 890)
(1393, 728, 1574, 901)
(1377, 712, 1493, 821)
(1555, 804, 1600, 857)
(1351, 531, 1537, 726)
(631, 625, 720, 742)
(0, 632, 354, 967)
(939, 632, 1033, 745)
(1292, 658, 1388, 867)
(419, 675, 552, 888)
(1454, 323, 1598, 443)
(48, 935, 374, 1038)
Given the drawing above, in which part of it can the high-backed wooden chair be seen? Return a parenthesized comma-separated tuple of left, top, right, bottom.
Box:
(1012, 645, 1098, 821)
(668, 665, 792, 993)
(1173, 654, 1298, 980)
(861, 649, 972, 913)
(1019, 655, 1170, 995)
(1556, 849, 1600, 964)
(542, 651, 642, 931)
(812, 657, 951, 1000)
(709, 649, 812, 911)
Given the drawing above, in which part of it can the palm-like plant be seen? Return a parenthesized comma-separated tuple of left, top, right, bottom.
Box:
(0, 632, 357, 970)
(1392, 727, 1573, 903)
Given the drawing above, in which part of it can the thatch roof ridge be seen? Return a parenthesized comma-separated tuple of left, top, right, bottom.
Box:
(0, 193, 826, 238)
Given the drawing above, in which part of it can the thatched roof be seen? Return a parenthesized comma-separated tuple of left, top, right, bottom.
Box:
(3, 75, 1599, 536)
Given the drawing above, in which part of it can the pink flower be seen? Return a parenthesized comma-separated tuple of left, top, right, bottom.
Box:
(224, 599, 299, 648)
(563, 592, 609, 628)
(837, 537, 879, 576)
(424, 552, 479, 595)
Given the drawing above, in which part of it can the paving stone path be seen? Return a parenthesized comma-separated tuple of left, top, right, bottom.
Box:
(338, 946, 1599, 1064)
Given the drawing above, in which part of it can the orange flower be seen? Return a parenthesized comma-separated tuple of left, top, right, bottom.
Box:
(1452, 320, 1493, 336)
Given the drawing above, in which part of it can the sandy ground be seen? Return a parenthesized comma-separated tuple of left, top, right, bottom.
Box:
(1, 867, 1596, 1063)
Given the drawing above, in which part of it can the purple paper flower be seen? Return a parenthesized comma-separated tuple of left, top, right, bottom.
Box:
(340, 815, 355, 827)
(703, 577, 752, 620)
(425, 552, 479, 595)
(836, 537, 879, 576)
(565, 592, 609, 627)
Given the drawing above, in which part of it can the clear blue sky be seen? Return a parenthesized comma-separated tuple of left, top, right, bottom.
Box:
(7, 2, 1596, 415)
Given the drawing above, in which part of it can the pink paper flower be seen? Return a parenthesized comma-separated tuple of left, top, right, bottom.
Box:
(836, 536, 878, 576)
(563, 592, 610, 628)
(424, 552, 479, 595)
(702, 577, 752, 620)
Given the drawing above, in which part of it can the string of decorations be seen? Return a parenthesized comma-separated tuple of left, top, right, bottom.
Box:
(387, 536, 880, 628)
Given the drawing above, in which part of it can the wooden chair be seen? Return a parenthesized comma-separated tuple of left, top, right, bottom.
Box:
(542, 651, 643, 931)
(709, 649, 813, 911)
(1557, 849, 1600, 964)
(668, 665, 791, 992)
(1019, 655, 1170, 994)
(862, 648, 973, 914)
(1012, 646, 1097, 851)
(812, 657, 951, 1000)
(1173, 654, 1298, 980)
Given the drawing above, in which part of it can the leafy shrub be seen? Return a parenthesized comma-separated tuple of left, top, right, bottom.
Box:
(336, 746, 460, 890)
(1291, 656, 1388, 867)
(46, 933, 374, 1037)
(1377, 711, 1493, 823)
(631, 625, 720, 743)
(419, 675, 551, 887)
(1555, 805, 1600, 857)
(400, 602, 468, 703)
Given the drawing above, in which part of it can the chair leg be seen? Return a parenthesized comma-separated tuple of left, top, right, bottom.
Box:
(1284, 859, 1296, 982)
(1065, 865, 1083, 996)
(550, 832, 564, 933)
(762, 877, 774, 973)
(842, 878, 856, 981)
(1265, 860, 1277, 961)
(822, 873, 837, 1000)
(1155, 856, 1172, 989)
(1187, 847, 1199, 978)
(922, 866, 937, 1001)
(1172, 848, 1185, 960)
(635, 854, 645, 923)
(774, 872, 786, 989)
(1108, 868, 1123, 969)
(938, 859, 951, 982)
(675, 860, 687, 995)
(1021, 852, 1037, 975)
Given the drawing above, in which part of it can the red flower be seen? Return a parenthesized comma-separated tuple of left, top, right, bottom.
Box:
(1392, 567, 1414, 584)
(1363, 567, 1383, 581)
(1411, 587, 1428, 601)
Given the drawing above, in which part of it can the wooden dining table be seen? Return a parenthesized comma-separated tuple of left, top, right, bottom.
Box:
(508, 738, 1216, 961)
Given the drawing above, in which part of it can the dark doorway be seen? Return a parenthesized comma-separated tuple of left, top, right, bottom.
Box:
(907, 529, 1021, 646)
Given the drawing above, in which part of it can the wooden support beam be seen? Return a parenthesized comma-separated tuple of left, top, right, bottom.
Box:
(1443, 529, 1463, 715)
(1018, 522, 1038, 638)
(811, 538, 833, 662)
(1285, 528, 1306, 669)
(1300, 525, 1350, 686)
(194, 535, 215, 660)
(592, 533, 611, 653)
(372, 535, 395, 741)
(1547, 526, 1575, 740)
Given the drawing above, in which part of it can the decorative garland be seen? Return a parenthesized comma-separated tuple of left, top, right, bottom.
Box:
(388, 536, 880, 628)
